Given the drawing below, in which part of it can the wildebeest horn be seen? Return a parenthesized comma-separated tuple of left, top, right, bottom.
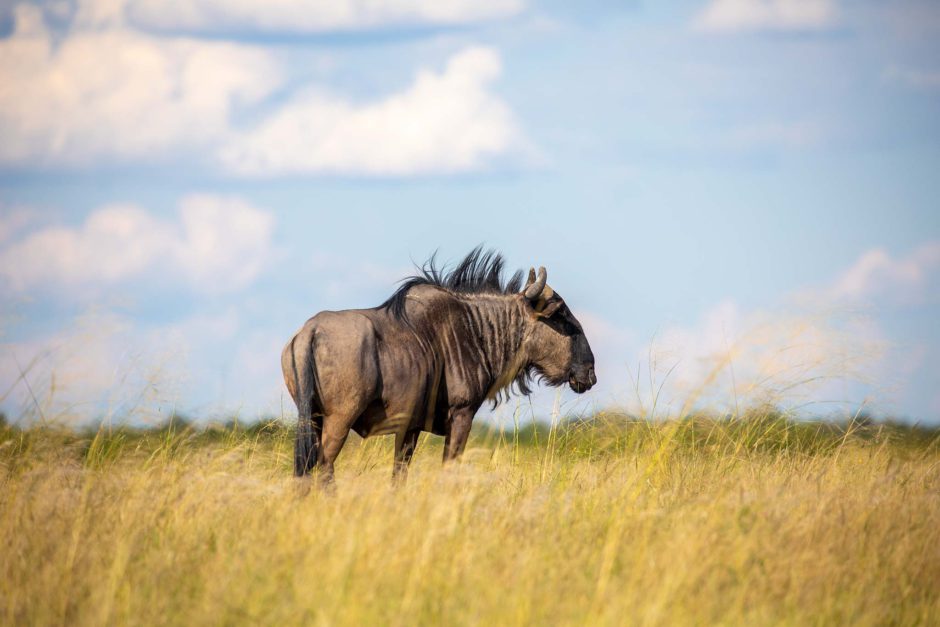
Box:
(524, 267, 536, 290)
(524, 266, 547, 300)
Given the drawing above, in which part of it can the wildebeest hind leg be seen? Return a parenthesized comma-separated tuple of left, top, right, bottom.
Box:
(295, 415, 322, 477)
(315, 416, 352, 488)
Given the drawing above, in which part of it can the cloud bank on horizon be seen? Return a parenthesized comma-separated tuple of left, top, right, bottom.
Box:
(2, 198, 936, 423)
(0, 0, 938, 423)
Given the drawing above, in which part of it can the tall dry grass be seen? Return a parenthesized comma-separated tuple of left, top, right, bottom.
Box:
(1, 413, 938, 626)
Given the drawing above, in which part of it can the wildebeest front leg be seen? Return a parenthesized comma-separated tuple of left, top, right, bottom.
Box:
(392, 429, 420, 483)
(443, 407, 475, 463)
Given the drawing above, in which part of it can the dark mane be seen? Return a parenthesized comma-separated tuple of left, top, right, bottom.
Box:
(379, 246, 524, 321)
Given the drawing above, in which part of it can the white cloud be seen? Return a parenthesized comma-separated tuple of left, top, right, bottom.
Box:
(639, 301, 883, 417)
(174, 195, 276, 291)
(0, 307, 267, 424)
(0, 303, 292, 424)
(0, 4, 524, 175)
(0, 195, 275, 293)
(827, 242, 940, 305)
(219, 47, 523, 176)
(0, 4, 280, 167)
(126, 0, 524, 33)
(632, 242, 940, 417)
(0, 310, 187, 424)
(696, 0, 838, 33)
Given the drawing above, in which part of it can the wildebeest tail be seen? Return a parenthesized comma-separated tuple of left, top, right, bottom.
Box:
(286, 330, 321, 476)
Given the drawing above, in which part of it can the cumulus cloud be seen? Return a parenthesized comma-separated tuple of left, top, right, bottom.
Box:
(826, 241, 940, 305)
(0, 4, 280, 167)
(0, 306, 270, 424)
(631, 242, 940, 417)
(0, 310, 185, 424)
(0, 195, 275, 293)
(696, 0, 838, 33)
(639, 301, 883, 417)
(219, 47, 522, 176)
(126, 0, 525, 34)
(0, 4, 523, 175)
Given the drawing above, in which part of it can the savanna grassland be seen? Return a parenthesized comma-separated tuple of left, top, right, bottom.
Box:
(1, 412, 938, 626)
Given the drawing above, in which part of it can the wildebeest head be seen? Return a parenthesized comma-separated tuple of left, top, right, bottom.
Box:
(519, 267, 596, 394)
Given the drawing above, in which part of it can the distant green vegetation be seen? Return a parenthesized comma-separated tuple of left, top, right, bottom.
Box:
(3, 409, 935, 471)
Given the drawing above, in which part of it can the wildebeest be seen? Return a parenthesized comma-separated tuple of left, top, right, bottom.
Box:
(281, 248, 596, 485)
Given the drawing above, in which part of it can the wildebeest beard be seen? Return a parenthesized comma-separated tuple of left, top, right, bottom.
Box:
(527, 364, 570, 391)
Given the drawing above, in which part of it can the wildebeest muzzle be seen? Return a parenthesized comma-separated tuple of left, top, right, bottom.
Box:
(569, 364, 596, 393)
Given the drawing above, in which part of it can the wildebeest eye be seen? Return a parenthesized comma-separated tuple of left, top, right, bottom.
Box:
(543, 307, 580, 336)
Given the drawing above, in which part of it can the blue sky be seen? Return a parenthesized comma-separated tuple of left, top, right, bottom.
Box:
(0, 0, 938, 424)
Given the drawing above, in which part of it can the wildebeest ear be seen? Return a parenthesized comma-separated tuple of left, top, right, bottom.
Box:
(536, 298, 564, 319)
